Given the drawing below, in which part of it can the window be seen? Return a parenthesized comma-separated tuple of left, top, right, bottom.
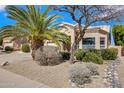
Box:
(100, 37, 105, 48)
(82, 37, 95, 49)
(82, 37, 95, 45)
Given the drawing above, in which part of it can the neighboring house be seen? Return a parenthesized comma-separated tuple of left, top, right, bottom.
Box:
(3, 37, 13, 48)
(60, 23, 110, 49)
(3, 37, 28, 50)
(44, 40, 58, 47)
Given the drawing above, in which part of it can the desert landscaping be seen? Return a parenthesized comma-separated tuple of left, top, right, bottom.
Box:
(0, 5, 124, 88)
(0, 48, 123, 88)
(0, 51, 107, 88)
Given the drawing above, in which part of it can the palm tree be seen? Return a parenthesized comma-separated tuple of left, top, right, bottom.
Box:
(0, 37, 3, 46)
(0, 5, 69, 59)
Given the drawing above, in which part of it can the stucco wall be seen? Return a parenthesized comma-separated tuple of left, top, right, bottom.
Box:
(78, 32, 108, 49)
(60, 24, 109, 49)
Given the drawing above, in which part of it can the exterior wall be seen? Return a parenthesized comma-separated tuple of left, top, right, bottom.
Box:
(79, 39, 82, 49)
(60, 24, 110, 50)
(59, 25, 74, 46)
(90, 25, 110, 33)
(3, 37, 28, 50)
(78, 32, 108, 49)
(95, 33, 100, 49)
(99, 33, 108, 49)
(3, 37, 13, 48)
(3, 42, 13, 48)
(70, 28, 75, 46)
(13, 38, 28, 50)
(44, 40, 58, 47)
(60, 24, 109, 50)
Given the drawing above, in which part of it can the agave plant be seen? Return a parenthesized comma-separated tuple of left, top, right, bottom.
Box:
(0, 5, 70, 59)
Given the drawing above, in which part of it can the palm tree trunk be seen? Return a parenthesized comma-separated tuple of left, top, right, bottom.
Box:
(31, 40, 44, 60)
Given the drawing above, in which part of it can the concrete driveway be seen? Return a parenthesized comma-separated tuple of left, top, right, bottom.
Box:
(0, 51, 32, 63)
(0, 51, 49, 88)
(0, 68, 49, 88)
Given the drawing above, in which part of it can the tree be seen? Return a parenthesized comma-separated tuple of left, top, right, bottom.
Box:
(113, 25, 124, 46)
(0, 37, 3, 46)
(63, 36, 71, 52)
(54, 5, 124, 63)
(0, 5, 70, 59)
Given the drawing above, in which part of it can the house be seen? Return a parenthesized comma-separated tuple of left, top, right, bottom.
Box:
(2, 23, 111, 51)
(78, 28, 108, 49)
(3, 37, 13, 48)
(60, 23, 110, 49)
(3, 37, 28, 50)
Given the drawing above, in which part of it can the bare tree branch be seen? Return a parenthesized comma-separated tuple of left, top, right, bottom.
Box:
(53, 5, 124, 62)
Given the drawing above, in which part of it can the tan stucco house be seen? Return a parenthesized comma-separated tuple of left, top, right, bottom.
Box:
(60, 23, 110, 49)
(2, 23, 110, 51)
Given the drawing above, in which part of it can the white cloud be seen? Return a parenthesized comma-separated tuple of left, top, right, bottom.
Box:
(0, 5, 7, 12)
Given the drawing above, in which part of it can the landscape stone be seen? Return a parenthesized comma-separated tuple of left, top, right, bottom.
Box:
(103, 58, 121, 88)
(1, 61, 9, 66)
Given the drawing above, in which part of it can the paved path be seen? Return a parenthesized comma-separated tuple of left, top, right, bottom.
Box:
(0, 68, 49, 88)
(0, 51, 32, 63)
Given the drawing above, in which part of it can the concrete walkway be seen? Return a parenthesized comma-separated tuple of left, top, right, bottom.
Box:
(0, 68, 49, 88)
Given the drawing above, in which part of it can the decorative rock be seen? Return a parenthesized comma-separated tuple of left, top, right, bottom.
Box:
(1, 61, 9, 66)
(71, 83, 76, 87)
(69, 80, 85, 88)
(103, 58, 121, 88)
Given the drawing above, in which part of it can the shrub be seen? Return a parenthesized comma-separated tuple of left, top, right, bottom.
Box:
(5, 46, 13, 51)
(101, 48, 118, 60)
(69, 63, 91, 86)
(21, 44, 30, 53)
(35, 46, 63, 66)
(60, 52, 70, 60)
(83, 52, 103, 64)
(86, 63, 99, 76)
(74, 49, 85, 61)
(88, 49, 101, 57)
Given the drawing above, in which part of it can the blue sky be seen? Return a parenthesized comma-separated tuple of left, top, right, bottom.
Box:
(0, 5, 75, 28)
(0, 5, 124, 28)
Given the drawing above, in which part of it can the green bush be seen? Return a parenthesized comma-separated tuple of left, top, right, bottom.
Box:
(83, 52, 103, 64)
(88, 49, 101, 57)
(0, 38, 3, 46)
(74, 49, 85, 61)
(101, 48, 118, 60)
(5, 46, 13, 51)
(61, 52, 70, 60)
(21, 44, 30, 53)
